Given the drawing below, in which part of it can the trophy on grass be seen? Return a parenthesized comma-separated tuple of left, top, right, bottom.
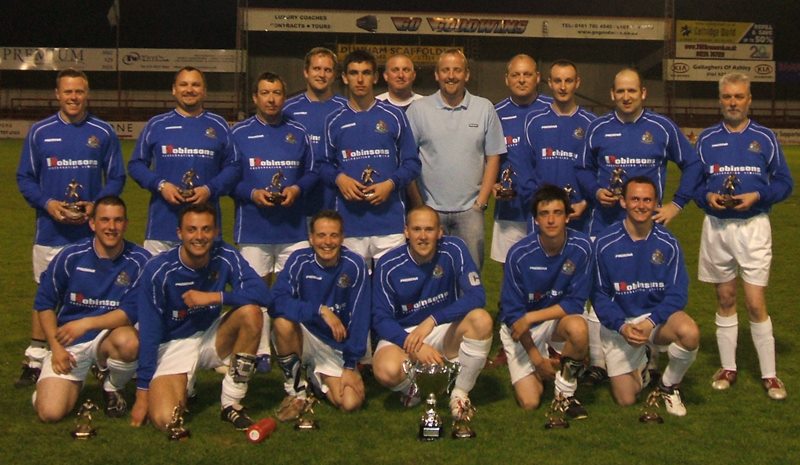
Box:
(402, 360, 462, 441)
(360, 165, 379, 199)
(496, 167, 517, 200)
(71, 398, 99, 439)
(179, 169, 198, 198)
(64, 178, 86, 221)
(265, 170, 287, 204)
(609, 167, 626, 198)
(294, 395, 319, 431)
(719, 174, 742, 209)
(544, 393, 571, 429)
(166, 405, 191, 440)
(639, 389, 665, 424)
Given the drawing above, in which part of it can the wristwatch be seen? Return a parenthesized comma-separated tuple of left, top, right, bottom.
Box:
(475, 202, 488, 211)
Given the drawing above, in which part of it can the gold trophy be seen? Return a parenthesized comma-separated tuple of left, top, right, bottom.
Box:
(166, 405, 191, 440)
(294, 395, 319, 430)
(71, 399, 99, 439)
(639, 389, 665, 424)
(360, 165, 379, 199)
(64, 179, 86, 221)
(265, 170, 287, 204)
(563, 184, 575, 200)
(719, 174, 742, 208)
(609, 167, 626, 198)
(179, 169, 198, 198)
(496, 167, 517, 200)
(402, 360, 462, 440)
(544, 393, 571, 429)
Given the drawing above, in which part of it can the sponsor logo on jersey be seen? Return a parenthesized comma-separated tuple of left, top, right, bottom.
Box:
(561, 259, 575, 275)
(748, 140, 761, 153)
(341, 148, 391, 159)
(641, 131, 654, 144)
(205, 127, 217, 139)
(161, 145, 215, 159)
(613, 281, 665, 293)
(69, 293, 119, 308)
(505, 135, 520, 147)
(308, 134, 321, 144)
(285, 133, 297, 144)
(305, 274, 323, 281)
(614, 252, 633, 258)
(45, 157, 99, 169)
(400, 277, 418, 283)
(175, 281, 194, 287)
(171, 306, 215, 321)
(86, 135, 100, 149)
(542, 147, 578, 160)
(115, 271, 131, 287)
(709, 164, 762, 175)
(433, 265, 444, 278)
(44, 138, 62, 142)
(604, 155, 657, 167)
(528, 289, 563, 302)
(402, 291, 449, 315)
(573, 127, 585, 140)
(650, 249, 665, 265)
(337, 273, 351, 288)
(76, 266, 95, 273)
(375, 120, 388, 134)
(248, 158, 301, 169)
(529, 266, 547, 271)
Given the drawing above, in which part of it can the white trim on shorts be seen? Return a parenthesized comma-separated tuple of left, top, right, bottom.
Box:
(490, 220, 527, 263)
(499, 321, 558, 385)
(32, 244, 64, 283)
(343, 233, 405, 261)
(38, 329, 110, 383)
(698, 213, 772, 286)
(240, 241, 307, 276)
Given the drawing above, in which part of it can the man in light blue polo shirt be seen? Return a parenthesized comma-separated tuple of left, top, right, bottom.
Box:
(406, 48, 506, 269)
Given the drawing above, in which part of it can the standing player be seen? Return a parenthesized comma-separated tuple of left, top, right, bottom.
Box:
(320, 49, 420, 264)
(16, 68, 125, 387)
(499, 186, 590, 417)
(490, 54, 553, 266)
(576, 67, 700, 383)
(271, 210, 370, 419)
(372, 206, 493, 434)
(33, 196, 149, 422)
(283, 47, 348, 216)
(128, 66, 240, 255)
(406, 48, 506, 269)
(129, 204, 271, 431)
(376, 54, 423, 110)
(231, 72, 317, 371)
(696, 73, 792, 400)
(593, 177, 699, 416)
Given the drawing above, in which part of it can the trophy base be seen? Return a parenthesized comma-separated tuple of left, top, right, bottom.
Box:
(71, 428, 97, 439)
(266, 193, 286, 204)
(179, 189, 195, 199)
(638, 412, 664, 424)
(294, 419, 319, 430)
(544, 418, 570, 429)
(418, 425, 443, 441)
(720, 196, 742, 209)
(167, 428, 191, 441)
(451, 422, 477, 439)
(496, 189, 517, 200)
(65, 205, 86, 221)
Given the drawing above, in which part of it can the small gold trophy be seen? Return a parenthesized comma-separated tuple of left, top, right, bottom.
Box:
(544, 393, 571, 429)
(71, 399, 99, 439)
(402, 360, 463, 440)
(496, 167, 517, 200)
(450, 398, 477, 439)
(179, 169, 198, 198)
(609, 167, 626, 198)
(265, 170, 287, 204)
(166, 405, 191, 440)
(360, 165, 379, 199)
(639, 389, 664, 424)
(64, 179, 86, 221)
(719, 174, 742, 208)
(294, 395, 319, 430)
(563, 184, 575, 200)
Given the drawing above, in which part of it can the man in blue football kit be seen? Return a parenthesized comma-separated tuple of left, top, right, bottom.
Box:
(128, 66, 240, 255)
(490, 54, 553, 265)
(372, 206, 493, 433)
(33, 196, 149, 422)
(271, 210, 370, 420)
(283, 47, 348, 216)
(129, 204, 271, 432)
(231, 71, 318, 371)
(499, 186, 590, 420)
(696, 73, 793, 400)
(16, 68, 125, 387)
(320, 49, 420, 264)
(593, 177, 699, 416)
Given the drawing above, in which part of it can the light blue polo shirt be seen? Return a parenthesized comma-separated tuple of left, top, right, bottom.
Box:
(407, 90, 507, 211)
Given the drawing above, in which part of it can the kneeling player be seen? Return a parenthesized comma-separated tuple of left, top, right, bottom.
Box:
(372, 206, 493, 432)
(130, 204, 271, 431)
(499, 186, 590, 417)
(34, 196, 150, 422)
(593, 177, 699, 416)
(271, 210, 370, 419)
